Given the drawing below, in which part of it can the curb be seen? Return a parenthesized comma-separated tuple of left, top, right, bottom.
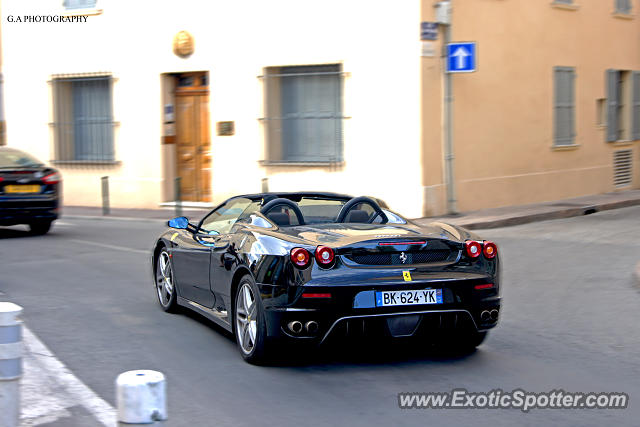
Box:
(438, 198, 640, 230)
(59, 194, 640, 230)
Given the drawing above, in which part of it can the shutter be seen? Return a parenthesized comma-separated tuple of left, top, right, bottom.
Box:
(606, 70, 619, 142)
(280, 65, 341, 162)
(616, 0, 632, 14)
(632, 71, 640, 141)
(568, 70, 575, 143)
(554, 67, 575, 146)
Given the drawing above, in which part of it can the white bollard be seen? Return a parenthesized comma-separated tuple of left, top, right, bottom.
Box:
(0, 302, 23, 427)
(116, 370, 167, 424)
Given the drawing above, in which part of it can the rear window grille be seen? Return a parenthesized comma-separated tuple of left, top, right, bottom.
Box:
(613, 150, 632, 187)
(347, 250, 451, 265)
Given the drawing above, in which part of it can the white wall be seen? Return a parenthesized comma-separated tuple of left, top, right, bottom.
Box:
(2, 0, 424, 216)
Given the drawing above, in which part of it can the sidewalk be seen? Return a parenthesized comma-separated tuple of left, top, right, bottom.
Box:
(63, 189, 640, 230)
(413, 189, 640, 229)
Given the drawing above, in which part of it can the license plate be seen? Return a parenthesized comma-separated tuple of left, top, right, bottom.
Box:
(4, 185, 41, 194)
(375, 289, 443, 307)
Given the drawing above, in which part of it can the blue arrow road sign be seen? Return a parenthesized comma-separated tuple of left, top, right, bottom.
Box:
(447, 42, 476, 73)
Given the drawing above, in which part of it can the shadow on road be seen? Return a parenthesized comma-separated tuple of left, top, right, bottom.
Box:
(272, 339, 480, 369)
(0, 226, 33, 239)
(179, 304, 480, 369)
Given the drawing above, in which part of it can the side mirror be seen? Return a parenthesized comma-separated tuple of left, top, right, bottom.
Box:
(168, 216, 189, 229)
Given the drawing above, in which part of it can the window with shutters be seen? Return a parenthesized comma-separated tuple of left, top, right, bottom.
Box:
(51, 74, 116, 163)
(553, 67, 576, 146)
(260, 64, 345, 164)
(615, 0, 632, 14)
(607, 70, 640, 142)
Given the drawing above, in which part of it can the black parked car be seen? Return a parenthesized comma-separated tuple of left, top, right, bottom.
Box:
(151, 192, 501, 363)
(0, 147, 61, 235)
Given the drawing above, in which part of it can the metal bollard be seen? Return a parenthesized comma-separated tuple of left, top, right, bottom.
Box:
(101, 176, 110, 216)
(174, 177, 182, 218)
(116, 370, 167, 424)
(0, 302, 23, 427)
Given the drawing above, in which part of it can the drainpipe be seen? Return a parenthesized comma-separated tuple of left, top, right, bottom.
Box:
(436, 0, 458, 214)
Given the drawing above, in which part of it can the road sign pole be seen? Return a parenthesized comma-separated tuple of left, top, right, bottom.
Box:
(440, 1, 458, 214)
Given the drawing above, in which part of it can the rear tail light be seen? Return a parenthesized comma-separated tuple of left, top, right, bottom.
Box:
(290, 247, 311, 269)
(465, 240, 482, 259)
(42, 172, 61, 184)
(315, 246, 335, 268)
(0, 177, 3, 183)
(474, 283, 494, 290)
(483, 241, 497, 259)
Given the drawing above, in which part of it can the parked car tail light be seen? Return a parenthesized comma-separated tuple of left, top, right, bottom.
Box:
(483, 241, 498, 259)
(465, 240, 482, 259)
(0, 177, 3, 183)
(290, 247, 311, 269)
(315, 246, 335, 268)
(474, 283, 494, 290)
(42, 172, 61, 184)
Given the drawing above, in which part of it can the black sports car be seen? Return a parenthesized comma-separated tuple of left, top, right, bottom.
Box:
(151, 192, 501, 363)
(0, 147, 61, 235)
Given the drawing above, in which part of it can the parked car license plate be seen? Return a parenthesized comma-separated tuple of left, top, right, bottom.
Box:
(4, 185, 41, 194)
(375, 289, 443, 307)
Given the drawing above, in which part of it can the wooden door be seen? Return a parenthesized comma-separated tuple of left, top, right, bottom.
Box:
(175, 73, 211, 202)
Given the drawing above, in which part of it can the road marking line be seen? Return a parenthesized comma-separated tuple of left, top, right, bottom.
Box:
(69, 239, 148, 254)
(22, 326, 116, 427)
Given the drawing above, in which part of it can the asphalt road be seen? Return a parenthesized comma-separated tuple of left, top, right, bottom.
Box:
(1, 206, 639, 426)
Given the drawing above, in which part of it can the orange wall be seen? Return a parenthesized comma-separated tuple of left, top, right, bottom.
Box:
(422, 0, 640, 214)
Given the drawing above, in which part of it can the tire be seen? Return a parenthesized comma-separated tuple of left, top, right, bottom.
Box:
(445, 330, 488, 354)
(155, 249, 178, 312)
(234, 275, 270, 364)
(436, 330, 488, 355)
(29, 221, 52, 235)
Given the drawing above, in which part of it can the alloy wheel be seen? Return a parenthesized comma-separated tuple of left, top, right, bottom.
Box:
(156, 251, 174, 307)
(235, 282, 257, 355)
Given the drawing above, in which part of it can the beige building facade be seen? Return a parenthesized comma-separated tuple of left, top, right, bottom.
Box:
(421, 0, 640, 215)
(1, 0, 639, 218)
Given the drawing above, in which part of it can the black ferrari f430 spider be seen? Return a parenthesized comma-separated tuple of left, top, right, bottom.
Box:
(151, 192, 501, 363)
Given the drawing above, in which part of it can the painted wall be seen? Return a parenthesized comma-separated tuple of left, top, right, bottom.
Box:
(421, 0, 640, 214)
(1, 0, 424, 217)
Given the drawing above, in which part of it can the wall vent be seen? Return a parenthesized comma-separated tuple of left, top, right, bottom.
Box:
(613, 150, 633, 187)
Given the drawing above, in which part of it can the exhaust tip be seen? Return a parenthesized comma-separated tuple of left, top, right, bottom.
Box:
(490, 309, 499, 321)
(480, 310, 491, 322)
(305, 321, 319, 334)
(288, 321, 303, 334)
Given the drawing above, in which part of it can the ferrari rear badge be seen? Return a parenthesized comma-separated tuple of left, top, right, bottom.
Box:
(399, 252, 408, 263)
